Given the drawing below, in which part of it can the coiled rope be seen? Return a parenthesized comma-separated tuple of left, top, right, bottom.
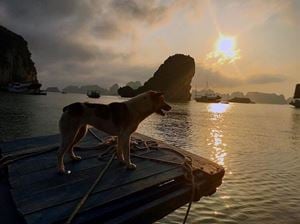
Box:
(86, 129, 196, 224)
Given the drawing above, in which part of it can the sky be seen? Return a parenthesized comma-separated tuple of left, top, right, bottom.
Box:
(0, 0, 299, 96)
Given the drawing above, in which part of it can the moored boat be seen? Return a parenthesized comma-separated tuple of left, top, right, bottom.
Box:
(195, 94, 221, 103)
(194, 81, 221, 103)
(7, 82, 46, 95)
(290, 84, 300, 108)
(87, 90, 100, 98)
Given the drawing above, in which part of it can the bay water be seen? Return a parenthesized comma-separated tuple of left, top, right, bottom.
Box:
(0, 92, 299, 224)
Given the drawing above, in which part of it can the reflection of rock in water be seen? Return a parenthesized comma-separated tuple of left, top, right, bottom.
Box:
(0, 93, 33, 141)
(154, 103, 192, 148)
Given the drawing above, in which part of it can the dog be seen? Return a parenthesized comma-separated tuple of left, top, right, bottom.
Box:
(57, 91, 172, 174)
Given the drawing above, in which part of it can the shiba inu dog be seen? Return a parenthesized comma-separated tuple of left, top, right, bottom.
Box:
(57, 91, 172, 174)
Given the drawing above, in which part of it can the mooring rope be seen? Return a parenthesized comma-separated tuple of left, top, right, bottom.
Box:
(65, 151, 116, 224)
(0, 144, 59, 168)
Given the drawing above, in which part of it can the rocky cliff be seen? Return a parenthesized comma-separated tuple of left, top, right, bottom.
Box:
(118, 54, 195, 102)
(0, 25, 37, 86)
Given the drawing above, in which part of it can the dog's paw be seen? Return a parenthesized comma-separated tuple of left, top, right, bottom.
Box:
(58, 169, 72, 175)
(71, 155, 82, 161)
(126, 163, 136, 170)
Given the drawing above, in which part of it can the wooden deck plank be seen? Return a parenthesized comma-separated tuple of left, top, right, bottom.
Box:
(8, 148, 103, 177)
(12, 156, 175, 202)
(23, 168, 184, 224)
(72, 180, 189, 224)
(0, 134, 60, 154)
(13, 158, 182, 215)
(9, 148, 181, 191)
(0, 130, 102, 155)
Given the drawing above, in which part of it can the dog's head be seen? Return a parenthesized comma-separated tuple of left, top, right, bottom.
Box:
(148, 91, 172, 116)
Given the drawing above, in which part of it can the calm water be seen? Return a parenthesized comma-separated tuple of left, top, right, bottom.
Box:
(0, 92, 299, 224)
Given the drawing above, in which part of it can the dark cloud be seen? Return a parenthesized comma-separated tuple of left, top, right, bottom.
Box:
(0, 0, 168, 88)
(110, 0, 169, 24)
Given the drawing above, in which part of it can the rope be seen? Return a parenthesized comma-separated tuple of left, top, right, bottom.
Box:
(65, 151, 116, 224)
(86, 130, 197, 224)
(0, 145, 58, 168)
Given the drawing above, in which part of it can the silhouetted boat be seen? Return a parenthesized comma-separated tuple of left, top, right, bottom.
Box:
(290, 84, 300, 108)
(87, 90, 100, 98)
(194, 81, 221, 103)
(195, 94, 221, 103)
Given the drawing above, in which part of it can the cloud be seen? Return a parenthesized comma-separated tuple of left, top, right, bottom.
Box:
(195, 64, 286, 88)
(246, 74, 286, 84)
(194, 65, 241, 88)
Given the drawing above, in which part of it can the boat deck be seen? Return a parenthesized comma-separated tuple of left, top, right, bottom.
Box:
(0, 129, 224, 224)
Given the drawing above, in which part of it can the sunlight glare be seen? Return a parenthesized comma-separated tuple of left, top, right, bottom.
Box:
(207, 34, 240, 65)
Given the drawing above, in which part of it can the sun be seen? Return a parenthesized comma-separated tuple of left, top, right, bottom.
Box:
(216, 35, 236, 58)
(207, 34, 240, 65)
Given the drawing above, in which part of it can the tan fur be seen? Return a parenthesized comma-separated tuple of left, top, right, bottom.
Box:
(57, 91, 171, 174)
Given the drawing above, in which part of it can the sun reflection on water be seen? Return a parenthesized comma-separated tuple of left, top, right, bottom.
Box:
(207, 103, 230, 166)
(208, 103, 230, 114)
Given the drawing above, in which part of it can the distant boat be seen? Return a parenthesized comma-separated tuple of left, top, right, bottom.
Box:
(290, 84, 300, 108)
(229, 97, 255, 104)
(7, 82, 46, 95)
(195, 94, 221, 103)
(87, 90, 100, 98)
(194, 81, 221, 103)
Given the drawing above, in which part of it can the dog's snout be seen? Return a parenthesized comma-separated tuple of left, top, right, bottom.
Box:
(162, 103, 172, 111)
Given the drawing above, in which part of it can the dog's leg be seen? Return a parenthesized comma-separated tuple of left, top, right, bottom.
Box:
(68, 125, 87, 161)
(119, 134, 136, 170)
(57, 116, 80, 174)
(57, 135, 76, 174)
(116, 136, 125, 164)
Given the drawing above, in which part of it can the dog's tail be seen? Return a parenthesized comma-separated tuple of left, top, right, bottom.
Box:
(63, 102, 84, 115)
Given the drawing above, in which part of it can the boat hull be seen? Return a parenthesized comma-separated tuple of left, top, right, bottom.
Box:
(290, 99, 300, 108)
(195, 98, 221, 103)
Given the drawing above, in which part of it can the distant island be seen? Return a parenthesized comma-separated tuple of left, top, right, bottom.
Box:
(58, 81, 142, 96)
(229, 97, 254, 104)
(46, 87, 60, 92)
(61, 84, 118, 95)
(193, 90, 288, 105)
